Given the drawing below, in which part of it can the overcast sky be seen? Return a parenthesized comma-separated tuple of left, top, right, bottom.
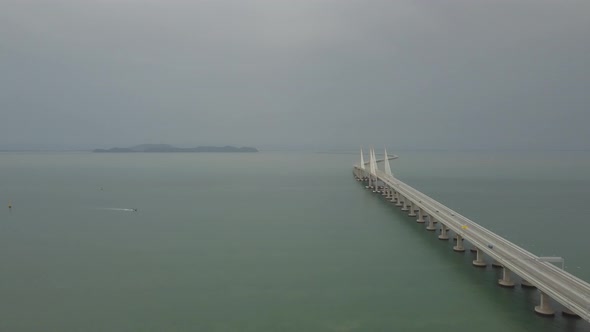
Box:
(1, 0, 589, 150)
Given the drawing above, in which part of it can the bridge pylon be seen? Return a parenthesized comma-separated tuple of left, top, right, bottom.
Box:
(383, 148, 393, 177)
(369, 148, 377, 176)
(370, 148, 379, 192)
(359, 148, 365, 170)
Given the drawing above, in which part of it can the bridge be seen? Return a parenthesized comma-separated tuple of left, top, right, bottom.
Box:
(353, 148, 590, 322)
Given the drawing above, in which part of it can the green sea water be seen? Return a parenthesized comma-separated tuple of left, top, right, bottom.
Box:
(0, 150, 589, 332)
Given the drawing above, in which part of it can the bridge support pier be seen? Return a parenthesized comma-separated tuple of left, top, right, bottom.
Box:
(426, 216, 437, 231)
(472, 248, 487, 267)
(401, 197, 409, 211)
(416, 209, 425, 223)
(390, 192, 398, 203)
(453, 234, 465, 252)
(521, 279, 536, 288)
(395, 193, 403, 206)
(408, 202, 416, 217)
(498, 267, 515, 287)
(534, 291, 555, 316)
(438, 224, 449, 240)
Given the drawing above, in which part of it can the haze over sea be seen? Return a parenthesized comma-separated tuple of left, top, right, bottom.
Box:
(1, 149, 589, 332)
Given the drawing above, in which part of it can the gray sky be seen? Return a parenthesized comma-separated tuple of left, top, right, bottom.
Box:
(1, 0, 589, 150)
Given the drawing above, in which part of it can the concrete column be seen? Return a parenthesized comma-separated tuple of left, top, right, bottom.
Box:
(416, 209, 425, 223)
(470, 246, 477, 253)
(453, 234, 465, 252)
(472, 248, 487, 267)
(401, 197, 409, 211)
(395, 193, 403, 206)
(390, 191, 397, 203)
(426, 216, 437, 231)
(408, 202, 417, 217)
(534, 291, 555, 316)
(498, 267, 515, 287)
(438, 224, 449, 240)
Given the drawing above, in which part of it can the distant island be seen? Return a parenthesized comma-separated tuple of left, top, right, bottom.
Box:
(93, 144, 258, 153)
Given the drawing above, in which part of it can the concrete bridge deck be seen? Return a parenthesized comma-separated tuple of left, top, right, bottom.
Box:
(353, 148, 590, 322)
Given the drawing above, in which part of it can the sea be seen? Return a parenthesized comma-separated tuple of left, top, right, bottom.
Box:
(0, 150, 589, 332)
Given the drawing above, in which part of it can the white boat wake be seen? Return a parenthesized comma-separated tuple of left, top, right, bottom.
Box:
(98, 208, 138, 212)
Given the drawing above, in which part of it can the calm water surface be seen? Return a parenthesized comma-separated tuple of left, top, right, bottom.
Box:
(0, 150, 589, 331)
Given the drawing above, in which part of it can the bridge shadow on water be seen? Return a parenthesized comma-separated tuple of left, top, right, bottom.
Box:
(354, 179, 590, 332)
